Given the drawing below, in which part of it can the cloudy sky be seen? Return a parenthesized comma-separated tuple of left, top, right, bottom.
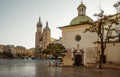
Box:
(0, 0, 117, 48)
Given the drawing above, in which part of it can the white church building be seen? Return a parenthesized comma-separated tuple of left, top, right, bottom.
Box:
(59, 2, 120, 66)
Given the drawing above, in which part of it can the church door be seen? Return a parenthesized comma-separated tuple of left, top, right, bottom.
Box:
(75, 55, 82, 66)
(103, 55, 106, 63)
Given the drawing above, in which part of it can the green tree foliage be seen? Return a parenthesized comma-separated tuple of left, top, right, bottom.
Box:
(42, 43, 66, 58)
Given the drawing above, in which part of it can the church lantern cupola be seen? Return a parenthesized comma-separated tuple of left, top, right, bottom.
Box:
(70, 1, 93, 25)
(77, 1, 86, 16)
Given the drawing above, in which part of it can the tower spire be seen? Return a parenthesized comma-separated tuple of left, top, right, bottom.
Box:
(81, 0, 83, 3)
(37, 16, 42, 28)
(39, 12, 41, 22)
(46, 21, 48, 26)
(45, 21, 50, 31)
(39, 16, 41, 22)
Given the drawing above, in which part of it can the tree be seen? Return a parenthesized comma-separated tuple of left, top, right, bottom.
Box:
(42, 43, 66, 58)
(85, 2, 120, 69)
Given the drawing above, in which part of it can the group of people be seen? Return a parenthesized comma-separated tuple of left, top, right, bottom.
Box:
(48, 60, 62, 67)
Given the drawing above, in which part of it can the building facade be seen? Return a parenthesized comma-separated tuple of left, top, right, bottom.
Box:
(0, 44, 4, 54)
(26, 48, 35, 57)
(15, 46, 26, 57)
(3, 45, 16, 57)
(60, 2, 120, 66)
(60, 2, 98, 66)
(35, 17, 51, 57)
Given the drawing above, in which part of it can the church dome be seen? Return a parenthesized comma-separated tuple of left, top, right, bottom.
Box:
(69, 2, 94, 25)
(70, 15, 94, 25)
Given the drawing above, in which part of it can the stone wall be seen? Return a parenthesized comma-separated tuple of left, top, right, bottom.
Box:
(84, 47, 98, 66)
(105, 43, 120, 64)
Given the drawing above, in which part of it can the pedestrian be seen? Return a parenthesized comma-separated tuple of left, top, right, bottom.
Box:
(48, 62, 51, 66)
(55, 61, 57, 67)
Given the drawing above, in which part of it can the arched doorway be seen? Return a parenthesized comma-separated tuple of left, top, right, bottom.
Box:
(74, 55, 83, 66)
(73, 51, 84, 66)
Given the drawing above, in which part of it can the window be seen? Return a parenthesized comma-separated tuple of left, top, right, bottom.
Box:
(75, 35, 81, 42)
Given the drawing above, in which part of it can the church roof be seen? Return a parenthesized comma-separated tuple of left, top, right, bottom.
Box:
(70, 15, 94, 25)
(69, 2, 93, 25)
(37, 22, 42, 27)
(44, 22, 50, 31)
(59, 2, 94, 29)
(59, 23, 93, 29)
(77, 2, 86, 9)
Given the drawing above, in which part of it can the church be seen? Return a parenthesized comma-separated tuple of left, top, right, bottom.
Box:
(35, 17, 51, 57)
(59, 2, 120, 66)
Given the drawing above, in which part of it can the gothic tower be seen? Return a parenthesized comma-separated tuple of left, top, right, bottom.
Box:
(42, 22, 51, 49)
(35, 17, 43, 55)
(35, 16, 51, 57)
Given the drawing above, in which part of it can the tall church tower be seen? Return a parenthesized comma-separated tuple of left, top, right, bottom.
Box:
(42, 22, 51, 49)
(35, 17, 43, 55)
(35, 16, 51, 57)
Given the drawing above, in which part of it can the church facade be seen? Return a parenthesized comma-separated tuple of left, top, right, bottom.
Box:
(60, 2, 98, 66)
(60, 2, 120, 66)
(35, 17, 51, 57)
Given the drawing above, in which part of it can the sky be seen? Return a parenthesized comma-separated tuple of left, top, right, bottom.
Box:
(0, 0, 118, 49)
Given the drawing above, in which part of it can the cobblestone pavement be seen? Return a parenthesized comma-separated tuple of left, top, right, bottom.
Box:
(0, 59, 120, 77)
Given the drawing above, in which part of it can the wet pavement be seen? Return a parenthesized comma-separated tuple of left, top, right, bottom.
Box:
(0, 59, 120, 77)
